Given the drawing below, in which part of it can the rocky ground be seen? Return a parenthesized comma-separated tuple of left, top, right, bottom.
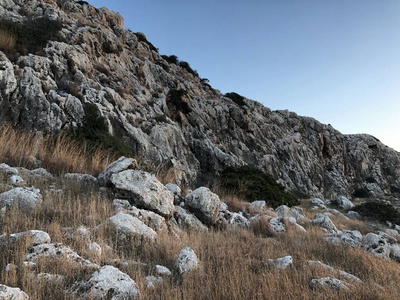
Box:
(1, 157, 400, 299)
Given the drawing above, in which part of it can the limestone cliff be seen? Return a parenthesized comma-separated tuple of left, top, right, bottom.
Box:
(0, 0, 399, 199)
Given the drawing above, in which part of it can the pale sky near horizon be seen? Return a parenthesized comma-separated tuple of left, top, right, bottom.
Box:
(89, 0, 400, 151)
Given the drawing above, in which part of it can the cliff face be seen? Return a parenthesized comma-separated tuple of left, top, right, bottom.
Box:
(0, 0, 399, 198)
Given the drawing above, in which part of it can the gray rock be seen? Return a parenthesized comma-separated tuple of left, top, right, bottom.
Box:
(247, 201, 267, 214)
(174, 206, 208, 231)
(0, 230, 51, 246)
(312, 213, 338, 234)
(111, 170, 175, 218)
(219, 201, 229, 212)
(98, 157, 136, 186)
(275, 205, 305, 222)
(175, 247, 199, 276)
(361, 233, 390, 258)
(26, 243, 99, 270)
(310, 198, 325, 207)
(0, 187, 42, 211)
(138, 209, 166, 232)
(29, 168, 53, 179)
(268, 217, 286, 233)
(390, 244, 400, 262)
(165, 183, 182, 202)
(310, 277, 349, 291)
(0, 163, 18, 176)
(347, 211, 361, 219)
(0, 284, 28, 300)
(8, 175, 26, 187)
(112, 199, 139, 216)
(219, 211, 250, 229)
(184, 187, 220, 225)
(267, 256, 292, 269)
(333, 196, 355, 210)
(77, 265, 139, 299)
(377, 231, 398, 244)
(109, 212, 157, 241)
(64, 173, 97, 188)
(325, 230, 362, 247)
(155, 265, 172, 277)
(145, 276, 163, 289)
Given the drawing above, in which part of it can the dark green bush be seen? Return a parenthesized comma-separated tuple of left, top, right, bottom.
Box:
(219, 166, 299, 208)
(225, 92, 246, 106)
(166, 89, 191, 115)
(353, 202, 400, 224)
(136, 32, 158, 52)
(161, 55, 178, 65)
(178, 61, 199, 77)
(353, 188, 369, 198)
(71, 103, 133, 157)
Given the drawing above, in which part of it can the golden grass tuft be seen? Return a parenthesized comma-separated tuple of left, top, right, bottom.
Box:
(0, 28, 16, 53)
(0, 124, 114, 175)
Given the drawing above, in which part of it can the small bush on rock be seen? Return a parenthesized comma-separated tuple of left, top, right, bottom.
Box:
(353, 202, 400, 224)
(353, 188, 369, 198)
(219, 166, 299, 208)
(225, 92, 246, 106)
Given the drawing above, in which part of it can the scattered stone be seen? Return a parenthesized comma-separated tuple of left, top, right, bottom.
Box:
(310, 277, 349, 291)
(145, 276, 163, 289)
(325, 230, 362, 247)
(247, 201, 267, 214)
(26, 243, 99, 270)
(138, 209, 166, 232)
(0, 284, 29, 300)
(0, 230, 51, 246)
(112, 199, 139, 216)
(8, 175, 26, 187)
(347, 211, 361, 219)
(268, 217, 286, 233)
(98, 157, 136, 186)
(0, 187, 42, 211)
(286, 217, 307, 232)
(174, 206, 208, 231)
(333, 196, 355, 210)
(64, 173, 98, 188)
(109, 212, 157, 241)
(390, 244, 400, 262)
(267, 256, 292, 269)
(29, 168, 53, 179)
(76, 265, 139, 299)
(219, 210, 250, 229)
(155, 265, 172, 277)
(175, 247, 199, 276)
(275, 205, 305, 222)
(0, 163, 19, 176)
(219, 202, 228, 212)
(361, 233, 390, 259)
(312, 213, 338, 234)
(184, 187, 220, 225)
(309, 198, 325, 208)
(377, 231, 398, 244)
(111, 170, 175, 218)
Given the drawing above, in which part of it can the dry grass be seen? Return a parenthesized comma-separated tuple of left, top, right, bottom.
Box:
(0, 124, 114, 175)
(0, 28, 16, 53)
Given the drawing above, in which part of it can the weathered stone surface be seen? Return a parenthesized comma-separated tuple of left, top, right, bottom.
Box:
(361, 233, 390, 259)
(0, 230, 51, 246)
(76, 265, 139, 299)
(111, 170, 175, 218)
(0, 163, 18, 176)
(0, 0, 399, 200)
(175, 247, 199, 276)
(64, 173, 97, 188)
(26, 243, 99, 270)
(310, 277, 349, 291)
(268, 217, 286, 233)
(8, 175, 26, 187)
(0, 284, 28, 300)
(184, 187, 220, 225)
(174, 206, 208, 231)
(155, 265, 172, 277)
(145, 276, 163, 289)
(165, 183, 182, 203)
(247, 201, 267, 214)
(219, 210, 250, 229)
(312, 213, 338, 234)
(275, 205, 305, 222)
(267, 256, 292, 269)
(325, 230, 362, 247)
(333, 196, 355, 210)
(0, 187, 42, 211)
(109, 212, 157, 241)
(98, 157, 136, 186)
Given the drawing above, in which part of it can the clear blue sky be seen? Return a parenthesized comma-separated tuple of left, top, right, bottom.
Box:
(89, 0, 400, 151)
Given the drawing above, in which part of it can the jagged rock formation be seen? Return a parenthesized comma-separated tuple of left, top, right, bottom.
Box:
(0, 0, 399, 198)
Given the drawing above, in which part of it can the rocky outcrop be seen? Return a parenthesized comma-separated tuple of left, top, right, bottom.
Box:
(0, 284, 28, 300)
(0, 0, 399, 199)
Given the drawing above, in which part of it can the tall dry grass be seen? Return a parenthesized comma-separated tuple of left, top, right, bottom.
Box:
(0, 28, 16, 53)
(0, 124, 114, 175)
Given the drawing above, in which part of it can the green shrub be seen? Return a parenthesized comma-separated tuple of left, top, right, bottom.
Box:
(166, 89, 191, 115)
(225, 92, 246, 106)
(161, 55, 178, 65)
(136, 32, 158, 52)
(219, 166, 299, 208)
(353, 202, 400, 224)
(178, 61, 199, 77)
(353, 188, 369, 198)
(71, 103, 133, 157)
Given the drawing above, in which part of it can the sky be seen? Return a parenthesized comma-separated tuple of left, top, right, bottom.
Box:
(89, 0, 400, 151)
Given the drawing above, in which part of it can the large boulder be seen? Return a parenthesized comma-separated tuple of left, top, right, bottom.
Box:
(312, 213, 338, 234)
(109, 212, 157, 241)
(361, 233, 390, 259)
(174, 206, 208, 231)
(0, 284, 28, 300)
(333, 196, 355, 210)
(98, 157, 136, 186)
(175, 247, 199, 276)
(110, 170, 175, 218)
(0, 187, 42, 211)
(184, 187, 220, 225)
(76, 265, 139, 299)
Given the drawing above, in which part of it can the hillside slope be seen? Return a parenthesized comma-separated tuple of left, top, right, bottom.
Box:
(0, 0, 399, 198)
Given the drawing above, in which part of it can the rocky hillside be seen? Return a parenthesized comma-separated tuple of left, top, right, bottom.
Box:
(0, 0, 399, 199)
